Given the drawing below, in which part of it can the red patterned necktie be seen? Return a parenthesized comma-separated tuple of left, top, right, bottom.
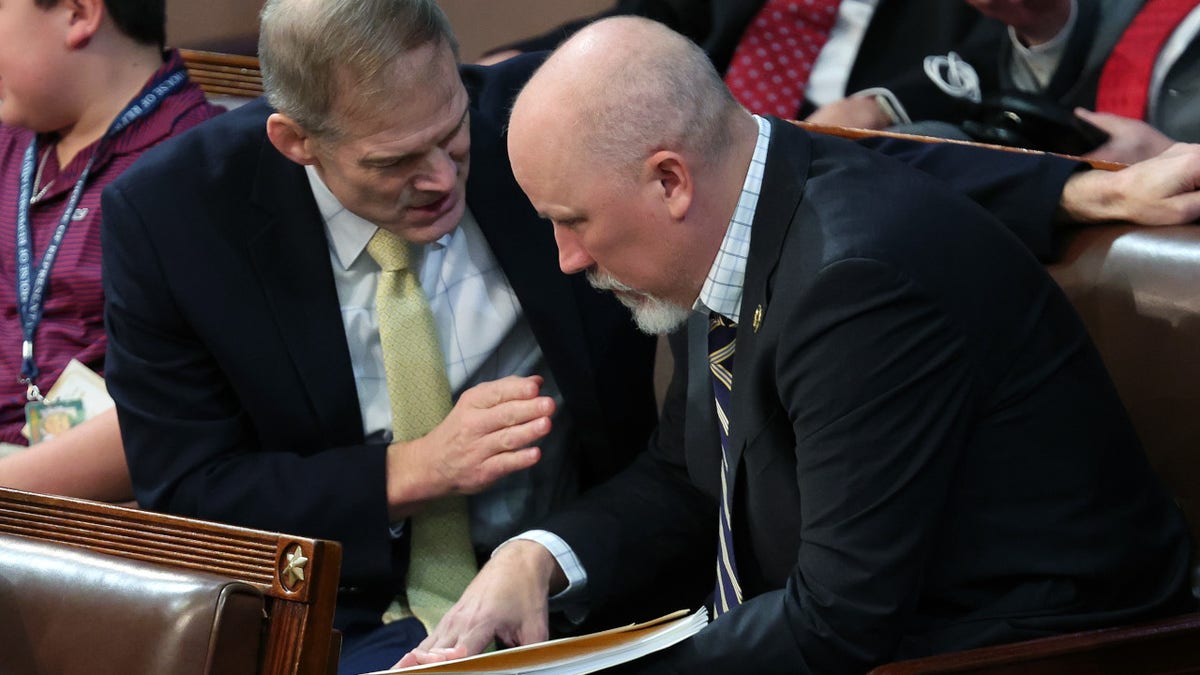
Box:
(723, 0, 842, 118)
(1095, 0, 1200, 119)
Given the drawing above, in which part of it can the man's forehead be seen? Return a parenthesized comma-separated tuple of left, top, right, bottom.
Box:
(331, 83, 468, 154)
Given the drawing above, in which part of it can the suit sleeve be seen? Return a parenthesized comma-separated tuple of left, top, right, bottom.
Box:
(625, 259, 977, 673)
(538, 328, 716, 617)
(101, 184, 396, 586)
(857, 137, 1082, 261)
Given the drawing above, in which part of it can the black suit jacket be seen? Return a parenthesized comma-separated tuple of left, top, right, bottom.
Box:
(504, 0, 1005, 121)
(542, 119, 1194, 672)
(101, 56, 659, 622)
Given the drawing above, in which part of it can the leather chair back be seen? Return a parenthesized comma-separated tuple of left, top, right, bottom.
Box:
(0, 533, 263, 675)
(1048, 224, 1200, 594)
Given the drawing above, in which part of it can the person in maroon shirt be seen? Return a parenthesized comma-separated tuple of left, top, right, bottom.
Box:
(0, 0, 221, 499)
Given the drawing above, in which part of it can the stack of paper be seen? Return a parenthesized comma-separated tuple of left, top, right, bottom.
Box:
(369, 608, 708, 675)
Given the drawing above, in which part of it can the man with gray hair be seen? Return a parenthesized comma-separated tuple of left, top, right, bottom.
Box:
(100, 0, 663, 671)
(398, 15, 1194, 673)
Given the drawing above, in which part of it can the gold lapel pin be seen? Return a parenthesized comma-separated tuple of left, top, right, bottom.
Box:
(752, 305, 764, 333)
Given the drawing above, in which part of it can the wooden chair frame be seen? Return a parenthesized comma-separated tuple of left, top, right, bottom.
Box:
(180, 48, 264, 100)
(0, 487, 341, 675)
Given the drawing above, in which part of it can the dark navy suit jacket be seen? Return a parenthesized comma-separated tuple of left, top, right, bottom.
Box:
(541, 120, 1194, 673)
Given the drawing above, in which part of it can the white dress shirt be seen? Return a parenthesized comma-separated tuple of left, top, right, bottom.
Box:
(305, 166, 579, 552)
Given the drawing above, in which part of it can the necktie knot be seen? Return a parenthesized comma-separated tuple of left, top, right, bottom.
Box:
(367, 228, 412, 272)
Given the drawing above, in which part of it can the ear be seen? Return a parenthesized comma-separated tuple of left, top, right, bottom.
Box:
(62, 0, 104, 50)
(266, 113, 321, 167)
(645, 150, 694, 221)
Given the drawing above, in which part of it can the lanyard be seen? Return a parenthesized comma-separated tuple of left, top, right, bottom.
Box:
(15, 68, 188, 398)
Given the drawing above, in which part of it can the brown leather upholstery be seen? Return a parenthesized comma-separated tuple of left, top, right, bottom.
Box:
(1047, 224, 1200, 594)
(0, 488, 342, 675)
(0, 533, 263, 675)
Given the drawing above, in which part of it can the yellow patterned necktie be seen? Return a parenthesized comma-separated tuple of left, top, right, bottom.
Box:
(367, 228, 477, 633)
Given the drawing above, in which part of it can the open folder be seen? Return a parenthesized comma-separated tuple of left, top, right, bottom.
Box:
(367, 608, 708, 675)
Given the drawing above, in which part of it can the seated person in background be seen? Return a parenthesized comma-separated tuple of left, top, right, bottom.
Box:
(0, 0, 221, 500)
(399, 16, 1196, 673)
(974, 0, 1200, 163)
(483, 0, 1010, 130)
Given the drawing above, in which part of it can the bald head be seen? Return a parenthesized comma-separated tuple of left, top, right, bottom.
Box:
(511, 16, 745, 173)
(508, 17, 759, 330)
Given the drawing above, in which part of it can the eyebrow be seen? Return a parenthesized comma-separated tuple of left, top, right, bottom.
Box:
(360, 107, 470, 168)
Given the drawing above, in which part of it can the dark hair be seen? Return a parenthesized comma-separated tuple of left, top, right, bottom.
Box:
(34, 0, 166, 47)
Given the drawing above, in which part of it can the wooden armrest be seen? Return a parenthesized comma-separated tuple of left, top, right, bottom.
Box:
(868, 613, 1200, 674)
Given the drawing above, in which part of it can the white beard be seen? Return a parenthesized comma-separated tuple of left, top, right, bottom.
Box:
(587, 270, 692, 335)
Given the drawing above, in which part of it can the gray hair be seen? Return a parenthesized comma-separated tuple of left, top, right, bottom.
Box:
(259, 0, 459, 138)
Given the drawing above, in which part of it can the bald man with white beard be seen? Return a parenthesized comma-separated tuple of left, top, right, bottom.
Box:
(398, 16, 1195, 674)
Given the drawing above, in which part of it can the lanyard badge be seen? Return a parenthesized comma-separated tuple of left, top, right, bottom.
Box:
(15, 68, 187, 410)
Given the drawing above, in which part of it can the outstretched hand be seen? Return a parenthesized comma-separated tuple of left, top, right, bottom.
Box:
(1060, 143, 1200, 226)
(386, 376, 555, 521)
(394, 539, 564, 668)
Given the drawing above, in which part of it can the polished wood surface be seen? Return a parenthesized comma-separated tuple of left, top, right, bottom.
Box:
(180, 48, 264, 99)
(792, 120, 1126, 172)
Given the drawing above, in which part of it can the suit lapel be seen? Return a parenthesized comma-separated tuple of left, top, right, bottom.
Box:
(245, 137, 365, 445)
(726, 119, 812, 473)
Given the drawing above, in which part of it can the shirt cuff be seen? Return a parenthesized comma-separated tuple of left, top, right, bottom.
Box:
(500, 529, 588, 608)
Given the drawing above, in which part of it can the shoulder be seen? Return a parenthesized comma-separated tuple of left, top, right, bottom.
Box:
(110, 98, 273, 198)
(460, 52, 547, 122)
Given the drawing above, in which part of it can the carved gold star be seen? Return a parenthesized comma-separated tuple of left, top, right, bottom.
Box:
(282, 545, 309, 587)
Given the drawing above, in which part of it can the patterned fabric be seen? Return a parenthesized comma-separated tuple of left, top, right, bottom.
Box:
(1096, 0, 1200, 119)
(697, 116, 771, 323)
(709, 314, 743, 617)
(0, 49, 221, 444)
(367, 228, 476, 632)
(723, 0, 841, 117)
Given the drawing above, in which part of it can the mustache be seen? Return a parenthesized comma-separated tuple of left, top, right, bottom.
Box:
(586, 269, 639, 294)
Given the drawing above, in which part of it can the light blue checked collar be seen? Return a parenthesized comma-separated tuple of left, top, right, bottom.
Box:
(694, 115, 771, 325)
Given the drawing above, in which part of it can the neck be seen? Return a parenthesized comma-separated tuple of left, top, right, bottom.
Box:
(54, 43, 163, 167)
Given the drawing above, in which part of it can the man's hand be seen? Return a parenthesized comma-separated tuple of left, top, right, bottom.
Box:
(1077, 109, 1176, 165)
(1060, 143, 1200, 226)
(965, 0, 1073, 45)
(386, 375, 554, 520)
(394, 539, 565, 667)
(805, 96, 891, 130)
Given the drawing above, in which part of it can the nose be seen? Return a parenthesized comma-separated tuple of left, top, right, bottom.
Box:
(413, 147, 459, 192)
(553, 224, 595, 275)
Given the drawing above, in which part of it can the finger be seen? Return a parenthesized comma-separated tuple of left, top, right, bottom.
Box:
(472, 396, 556, 437)
(1158, 192, 1200, 225)
(424, 618, 497, 655)
(471, 447, 542, 490)
(480, 412, 554, 455)
(462, 375, 545, 409)
(399, 647, 463, 666)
